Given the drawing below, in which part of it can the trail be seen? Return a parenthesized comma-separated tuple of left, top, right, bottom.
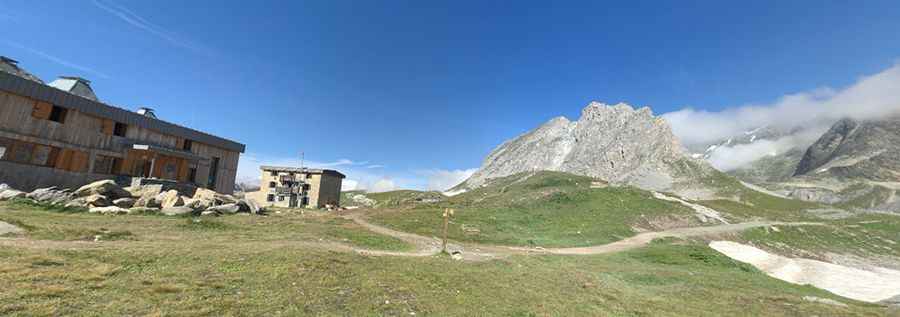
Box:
(1, 216, 818, 262)
(342, 213, 819, 259)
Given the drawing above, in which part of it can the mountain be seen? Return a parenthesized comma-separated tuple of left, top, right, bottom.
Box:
(460, 102, 724, 198)
(757, 116, 900, 212)
(794, 117, 900, 180)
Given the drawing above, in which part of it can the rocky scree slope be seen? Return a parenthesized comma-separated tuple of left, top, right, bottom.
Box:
(461, 102, 721, 198)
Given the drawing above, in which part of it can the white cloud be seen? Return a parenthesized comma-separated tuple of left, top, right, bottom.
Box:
(418, 168, 478, 191)
(663, 64, 900, 146)
(92, 0, 215, 56)
(4, 41, 111, 79)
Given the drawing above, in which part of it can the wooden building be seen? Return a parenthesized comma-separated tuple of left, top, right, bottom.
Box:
(0, 56, 245, 193)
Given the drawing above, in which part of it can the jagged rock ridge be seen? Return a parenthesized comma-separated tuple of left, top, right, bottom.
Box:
(463, 102, 715, 196)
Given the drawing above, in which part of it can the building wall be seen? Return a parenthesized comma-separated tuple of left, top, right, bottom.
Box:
(246, 169, 343, 209)
(0, 90, 241, 193)
(317, 174, 343, 207)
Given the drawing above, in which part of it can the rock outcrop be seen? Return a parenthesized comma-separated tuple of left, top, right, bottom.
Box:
(794, 117, 900, 180)
(461, 102, 716, 197)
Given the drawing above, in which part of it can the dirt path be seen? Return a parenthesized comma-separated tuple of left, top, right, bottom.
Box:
(342, 212, 820, 259)
(1, 214, 819, 262)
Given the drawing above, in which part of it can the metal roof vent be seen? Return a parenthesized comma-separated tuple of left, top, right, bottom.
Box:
(136, 107, 157, 119)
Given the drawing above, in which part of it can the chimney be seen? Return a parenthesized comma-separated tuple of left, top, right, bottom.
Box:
(136, 107, 158, 119)
(48, 76, 98, 101)
(0, 56, 44, 83)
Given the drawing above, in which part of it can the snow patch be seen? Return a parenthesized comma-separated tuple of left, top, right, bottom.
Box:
(709, 241, 900, 303)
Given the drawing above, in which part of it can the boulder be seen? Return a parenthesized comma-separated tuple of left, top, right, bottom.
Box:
(193, 188, 238, 205)
(0, 183, 9, 193)
(161, 206, 194, 216)
(89, 206, 129, 215)
(27, 187, 74, 205)
(207, 203, 240, 214)
(134, 195, 161, 208)
(159, 190, 184, 209)
(112, 198, 136, 209)
(243, 198, 262, 214)
(183, 197, 210, 211)
(0, 189, 25, 201)
(200, 210, 221, 217)
(64, 198, 88, 209)
(74, 180, 131, 199)
(129, 207, 160, 214)
(128, 184, 163, 199)
(83, 194, 110, 208)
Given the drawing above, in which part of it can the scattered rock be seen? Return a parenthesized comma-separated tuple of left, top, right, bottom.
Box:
(193, 188, 237, 205)
(161, 206, 194, 216)
(0, 189, 26, 201)
(83, 194, 110, 208)
(243, 198, 262, 214)
(159, 190, 184, 209)
(89, 206, 130, 215)
(183, 197, 210, 211)
(207, 203, 240, 214)
(112, 198, 136, 208)
(74, 180, 130, 199)
(26, 187, 73, 204)
(0, 220, 24, 236)
(450, 251, 463, 261)
(200, 210, 221, 217)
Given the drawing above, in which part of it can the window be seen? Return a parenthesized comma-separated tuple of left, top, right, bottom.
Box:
(113, 122, 127, 137)
(182, 139, 193, 151)
(270, 171, 277, 176)
(269, 181, 277, 188)
(278, 196, 284, 202)
(49, 106, 67, 123)
(266, 194, 275, 202)
(188, 167, 197, 183)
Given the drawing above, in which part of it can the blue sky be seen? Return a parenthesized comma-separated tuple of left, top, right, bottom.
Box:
(4, 1, 900, 191)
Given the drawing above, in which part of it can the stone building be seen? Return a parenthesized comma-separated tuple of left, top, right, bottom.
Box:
(0, 56, 245, 193)
(247, 166, 344, 208)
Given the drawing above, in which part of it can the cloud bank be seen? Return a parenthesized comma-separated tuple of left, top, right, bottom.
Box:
(664, 64, 900, 147)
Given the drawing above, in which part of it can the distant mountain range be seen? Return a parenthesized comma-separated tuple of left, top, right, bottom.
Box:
(460, 101, 900, 213)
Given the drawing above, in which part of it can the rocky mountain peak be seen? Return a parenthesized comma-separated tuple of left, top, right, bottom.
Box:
(793, 116, 900, 181)
(462, 101, 711, 196)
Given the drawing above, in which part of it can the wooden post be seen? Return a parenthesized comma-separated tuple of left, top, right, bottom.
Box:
(442, 208, 454, 254)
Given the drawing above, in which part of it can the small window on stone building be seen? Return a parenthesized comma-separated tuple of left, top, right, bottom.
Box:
(278, 196, 284, 202)
(182, 139, 193, 151)
(269, 181, 276, 188)
(49, 106, 67, 123)
(188, 167, 197, 183)
(267, 194, 274, 202)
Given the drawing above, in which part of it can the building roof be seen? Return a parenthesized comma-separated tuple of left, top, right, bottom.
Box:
(0, 56, 44, 84)
(0, 70, 245, 153)
(48, 76, 98, 101)
(260, 165, 346, 178)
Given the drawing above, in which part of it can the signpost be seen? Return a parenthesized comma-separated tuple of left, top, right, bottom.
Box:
(442, 208, 454, 253)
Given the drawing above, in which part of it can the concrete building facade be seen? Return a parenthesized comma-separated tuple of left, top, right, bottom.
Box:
(0, 56, 245, 193)
(248, 166, 345, 208)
